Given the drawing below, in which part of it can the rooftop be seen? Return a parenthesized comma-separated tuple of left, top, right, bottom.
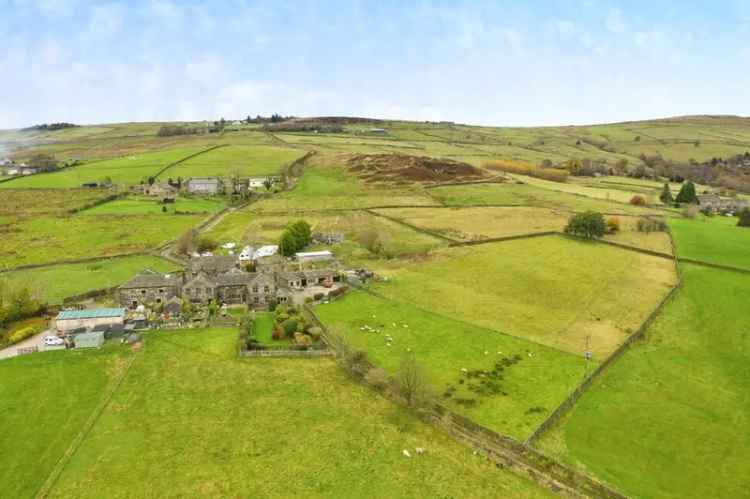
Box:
(57, 308, 126, 320)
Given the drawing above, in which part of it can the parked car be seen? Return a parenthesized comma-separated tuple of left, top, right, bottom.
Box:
(44, 335, 64, 346)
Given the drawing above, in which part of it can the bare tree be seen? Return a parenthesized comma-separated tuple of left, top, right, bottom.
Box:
(396, 355, 430, 408)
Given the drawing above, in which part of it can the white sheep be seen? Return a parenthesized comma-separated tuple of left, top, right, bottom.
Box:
(415, 447, 425, 455)
(402, 449, 411, 458)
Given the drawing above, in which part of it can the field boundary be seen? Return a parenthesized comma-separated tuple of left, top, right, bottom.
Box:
(0, 251, 149, 274)
(364, 208, 458, 243)
(35, 350, 139, 499)
(154, 144, 230, 180)
(450, 231, 559, 247)
(523, 230, 684, 446)
(304, 304, 625, 499)
(679, 257, 750, 275)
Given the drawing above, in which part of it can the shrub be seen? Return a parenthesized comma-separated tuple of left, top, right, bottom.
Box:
(630, 195, 647, 206)
(683, 205, 700, 219)
(637, 218, 667, 233)
(364, 368, 391, 391)
(8, 326, 39, 344)
(271, 329, 281, 340)
(675, 181, 698, 204)
(660, 183, 673, 204)
(282, 319, 298, 338)
(738, 208, 750, 228)
(307, 327, 322, 340)
(564, 211, 606, 239)
(196, 236, 218, 253)
(606, 217, 621, 234)
(313, 292, 325, 301)
(343, 349, 371, 379)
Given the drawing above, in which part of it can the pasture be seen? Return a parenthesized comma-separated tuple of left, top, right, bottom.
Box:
(316, 291, 586, 440)
(369, 237, 678, 358)
(40, 328, 546, 498)
(163, 144, 305, 178)
(669, 215, 750, 270)
(0, 147, 205, 189)
(1, 255, 181, 304)
(0, 189, 110, 217)
(0, 213, 203, 268)
(535, 264, 750, 499)
(82, 196, 226, 215)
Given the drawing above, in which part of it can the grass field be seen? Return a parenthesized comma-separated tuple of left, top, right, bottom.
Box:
(535, 264, 750, 499)
(82, 196, 226, 215)
(316, 291, 586, 440)
(601, 215, 674, 254)
(373, 206, 567, 241)
(669, 215, 750, 269)
(1, 255, 181, 304)
(163, 144, 305, 178)
(0, 346, 131, 498)
(0, 213, 203, 268)
(509, 174, 659, 205)
(0, 147, 204, 189)
(250, 164, 436, 212)
(0, 189, 110, 217)
(370, 237, 677, 358)
(40, 328, 547, 498)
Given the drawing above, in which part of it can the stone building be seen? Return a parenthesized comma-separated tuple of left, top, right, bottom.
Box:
(118, 270, 182, 309)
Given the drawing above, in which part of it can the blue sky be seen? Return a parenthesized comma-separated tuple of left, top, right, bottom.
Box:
(1, 0, 749, 128)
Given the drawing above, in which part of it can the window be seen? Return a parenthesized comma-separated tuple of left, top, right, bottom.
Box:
(254, 296, 260, 304)
(253, 286, 258, 293)
(264, 286, 269, 292)
(159, 289, 164, 293)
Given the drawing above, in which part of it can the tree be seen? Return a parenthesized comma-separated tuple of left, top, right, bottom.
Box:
(675, 181, 698, 204)
(196, 236, 218, 253)
(395, 356, 430, 408)
(630, 195, 646, 206)
(176, 229, 198, 255)
(564, 211, 606, 239)
(278, 220, 312, 256)
(738, 208, 750, 228)
(147, 176, 155, 186)
(659, 183, 673, 204)
(263, 178, 273, 191)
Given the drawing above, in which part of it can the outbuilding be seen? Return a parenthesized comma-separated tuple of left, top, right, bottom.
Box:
(295, 250, 334, 263)
(73, 331, 105, 349)
(55, 308, 126, 333)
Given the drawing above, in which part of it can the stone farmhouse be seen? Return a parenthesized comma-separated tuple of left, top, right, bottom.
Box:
(186, 177, 222, 194)
(143, 182, 177, 197)
(118, 256, 342, 310)
(698, 194, 750, 213)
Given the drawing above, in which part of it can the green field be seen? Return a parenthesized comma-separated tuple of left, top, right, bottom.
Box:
(163, 144, 305, 178)
(536, 264, 750, 499)
(82, 196, 226, 215)
(0, 213, 203, 268)
(0, 346, 131, 498)
(1, 255, 181, 304)
(21, 328, 547, 498)
(0, 147, 204, 189)
(370, 237, 677, 358)
(669, 215, 750, 270)
(316, 291, 586, 439)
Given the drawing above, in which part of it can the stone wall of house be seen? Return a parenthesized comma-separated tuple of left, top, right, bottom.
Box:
(119, 286, 180, 308)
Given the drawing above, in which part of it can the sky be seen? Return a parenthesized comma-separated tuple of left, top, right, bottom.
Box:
(1, 0, 750, 128)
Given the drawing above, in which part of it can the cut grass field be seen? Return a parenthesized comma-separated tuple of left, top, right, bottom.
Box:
(370, 237, 677, 358)
(373, 206, 567, 241)
(1, 255, 181, 304)
(601, 215, 674, 255)
(535, 264, 750, 499)
(0, 212, 204, 268)
(316, 291, 586, 440)
(82, 195, 226, 215)
(669, 215, 750, 270)
(508, 174, 659, 205)
(0, 147, 204, 189)
(162, 144, 306, 178)
(0, 346, 131, 498)
(0, 189, 110, 217)
(41, 328, 547, 498)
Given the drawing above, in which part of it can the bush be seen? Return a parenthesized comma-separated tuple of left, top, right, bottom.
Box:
(282, 319, 298, 338)
(606, 217, 621, 234)
(196, 236, 218, 253)
(564, 211, 606, 239)
(313, 292, 325, 301)
(8, 326, 38, 344)
(307, 327, 322, 340)
(343, 349, 371, 379)
(738, 208, 750, 227)
(683, 205, 700, 219)
(364, 368, 390, 391)
(630, 195, 647, 206)
(637, 218, 667, 233)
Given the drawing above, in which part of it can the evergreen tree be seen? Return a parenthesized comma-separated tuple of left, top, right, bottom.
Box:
(659, 183, 673, 204)
(675, 181, 698, 204)
(738, 208, 750, 228)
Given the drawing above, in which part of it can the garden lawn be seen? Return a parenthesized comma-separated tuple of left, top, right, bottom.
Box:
(82, 196, 226, 215)
(0, 147, 204, 189)
(669, 215, 750, 270)
(371, 237, 677, 358)
(316, 291, 586, 440)
(373, 206, 567, 241)
(250, 312, 277, 344)
(535, 264, 750, 499)
(0, 346, 131, 498)
(163, 144, 305, 178)
(2, 255, 181, 304)
(0, 213, 204, 268)
(49, 328, 548, 498)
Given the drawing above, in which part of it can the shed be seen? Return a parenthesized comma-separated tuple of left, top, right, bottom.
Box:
(295, 250, 334, 263)
(74, 331, 105, 349)
(56, 308, 126, 333)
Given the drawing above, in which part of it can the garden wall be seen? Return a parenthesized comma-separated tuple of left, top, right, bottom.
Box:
(239, 348, 333, 358)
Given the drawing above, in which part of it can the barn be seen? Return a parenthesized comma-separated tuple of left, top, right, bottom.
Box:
(55, 308, 126, 333)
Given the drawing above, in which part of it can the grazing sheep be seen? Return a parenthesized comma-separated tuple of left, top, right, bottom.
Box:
(402, 449, 412, 458)
(415, 447, 425, 455)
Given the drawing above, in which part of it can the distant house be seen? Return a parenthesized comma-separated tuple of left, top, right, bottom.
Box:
(366, 128, 388, 135)
(55, 308, 126, 333)
(143, 182, 177, 197)
(698, 194, 749, 213)
(186, 177, 222, 195)
(118, 270, 182, 309)
(19, 166, 39, 175)
(6, 167, 19, 176)
(295, 250, 334, 263)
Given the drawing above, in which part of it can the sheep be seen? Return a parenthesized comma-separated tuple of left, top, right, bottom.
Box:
(402, 449, 411, 458)
(415, 447, 425, 455)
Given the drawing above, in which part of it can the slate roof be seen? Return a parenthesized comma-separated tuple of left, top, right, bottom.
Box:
(189, 256, 238, 274)
(121, 270, 180, 289)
